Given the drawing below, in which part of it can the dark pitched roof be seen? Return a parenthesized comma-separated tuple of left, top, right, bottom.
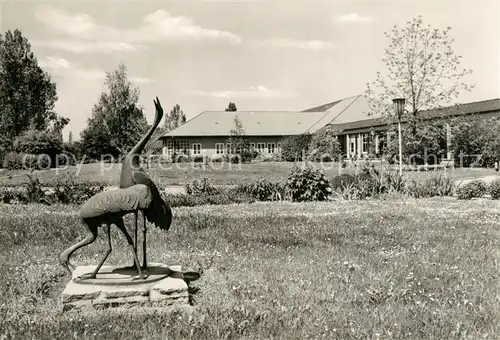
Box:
(301, 98, 345, 112)
(327, 97, 500, 132)
(419, 98, 500, 119)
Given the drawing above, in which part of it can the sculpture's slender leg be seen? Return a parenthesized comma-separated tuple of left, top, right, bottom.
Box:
(59, 220, 98, 276)
(115, 218, 145, 279)
(128, 211, 138, 269)
(124, 212, 139, 270)
(87, 225, 112, 279)
(142, 211, 147, 270)
(133, 211, 138, 255)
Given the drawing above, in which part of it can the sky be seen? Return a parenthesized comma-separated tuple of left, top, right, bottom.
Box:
(1, 0, 499, 141)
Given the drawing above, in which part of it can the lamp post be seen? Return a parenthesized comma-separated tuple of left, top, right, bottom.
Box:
(392, 98, 406, 176)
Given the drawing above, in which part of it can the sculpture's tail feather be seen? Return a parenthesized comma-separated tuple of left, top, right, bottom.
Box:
(145, 185, 172, 231)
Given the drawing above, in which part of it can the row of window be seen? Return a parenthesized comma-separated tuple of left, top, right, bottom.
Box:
(215, 142, 280, 155)
(348, 133, 382, 154)
(163, 140, 281, 156)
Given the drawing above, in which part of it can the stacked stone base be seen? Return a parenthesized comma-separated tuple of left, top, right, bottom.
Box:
(61, 263, 189, 311)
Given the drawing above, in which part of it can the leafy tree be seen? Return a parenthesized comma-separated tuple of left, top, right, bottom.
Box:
(80, 63, 148, 160)
(365, 16, 475, 159)
(80, 109, 118, 159)
(144, 126, 166, 156)
(280, 134, 312, 162)
(226, 115, 252, 162)
(225, 102, 237, 112)
(308, 126, 342, 162)
(0, 29, 64, 150)
(450, 115, 500, 168)
(164, 104, 186, 132)
(13, 129, 64, 167)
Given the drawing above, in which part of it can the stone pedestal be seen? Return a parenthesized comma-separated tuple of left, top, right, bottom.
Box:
(61, 263, 189, 311)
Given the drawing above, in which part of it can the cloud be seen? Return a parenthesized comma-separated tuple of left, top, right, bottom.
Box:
(190, 85, 294, 99)
(34, 7, 241, 54)
(255, 38, 336, 51)
(32, 39, 143, 54)
(333, 13, 375, 23)
(39, 56, 106, 81)
(129, 76, 154, 84)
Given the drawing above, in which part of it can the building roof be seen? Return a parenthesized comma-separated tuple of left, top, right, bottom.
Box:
(327, 97, 500, 131)
(419, 97, 500, 119)
(162, 110, 325, 137)
(161, 95, 500, 138)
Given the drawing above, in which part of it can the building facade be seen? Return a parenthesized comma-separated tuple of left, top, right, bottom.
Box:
(160, 95, 500, 161)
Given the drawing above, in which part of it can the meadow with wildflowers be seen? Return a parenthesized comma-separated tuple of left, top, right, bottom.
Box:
(1, 198, 499, 339)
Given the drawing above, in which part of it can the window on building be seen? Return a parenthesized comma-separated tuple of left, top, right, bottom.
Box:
(192, 143, 201, 155)
(215, 143, 224, 154)
(267, 143, 276, 154)
(226, 143, 232, 154)
(165, 140, 174, 157)
(257, 143, 266, 153)
(175, 140, 189, 155)
(362, 134, 369, 153)
(250, 143, 255, 149)
(277, 143, 281, 150)
(350, 139, 356, 155)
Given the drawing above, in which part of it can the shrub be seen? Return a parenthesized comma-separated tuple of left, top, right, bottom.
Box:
(3, 152, 53, 170)
(280, 135, 312, 161)
(210, 154, 224, 163)
(405, 174, 456, 198)
(163, 189, 254, 207)
(331, 166, 407, 200)
(13, 129, 64, 168)
(0, 187, 25, 204)
(184, 178, 219, 195)
(191, 155, 205, 163)
(286, 164, 331, 202)
(456, 180, 487, 200)
(24, 175, 53, 205)
(52, 177, 105, 205)
(308, 126, 342, 162)
(488, 179, 500, 199)
(3, 152, 26, 170)
(236, 179, 286, 201)
(256, 152, 281, 162)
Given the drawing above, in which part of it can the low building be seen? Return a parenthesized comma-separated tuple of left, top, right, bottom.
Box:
(160, 95, 500, 161)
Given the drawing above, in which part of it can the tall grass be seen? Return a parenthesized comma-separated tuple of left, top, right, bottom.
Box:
(1, 199, 499, 339)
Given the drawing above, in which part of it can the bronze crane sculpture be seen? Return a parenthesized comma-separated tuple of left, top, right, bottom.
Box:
(119, 96, 172, 271)
(59, 184, 163, 280)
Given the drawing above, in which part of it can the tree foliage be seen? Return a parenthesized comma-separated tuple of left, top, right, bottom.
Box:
(308, 126, 342, 162)
(365, 16, 475, 158)
(450, 115, 500, 168)
(280, 134, 312, 162)
(226, 114, 249, 153)
(225, 102, 237, 112)
(164, 104, 187, 132)
(0, 29, 64, 151)
(80, 63, 148, 160)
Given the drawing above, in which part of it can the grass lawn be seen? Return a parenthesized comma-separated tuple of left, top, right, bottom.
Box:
(0, 161, 496, 187)
(1, 198, 499, 339)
